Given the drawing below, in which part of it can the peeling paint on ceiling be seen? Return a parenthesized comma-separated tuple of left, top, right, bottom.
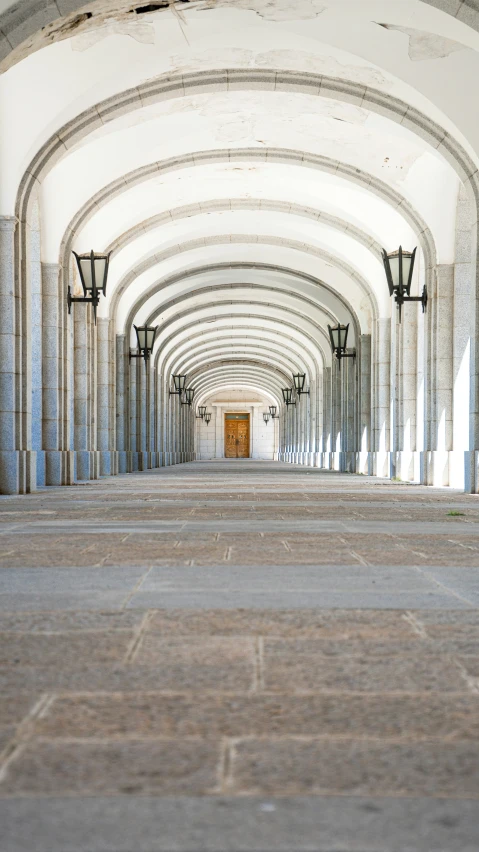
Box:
(72, 16, 156, 50)
(376, 23, 471, 62)
(201, 0, 327, 21)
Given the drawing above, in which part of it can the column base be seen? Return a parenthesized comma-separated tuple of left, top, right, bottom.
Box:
(74, 450, 103, 482)
(127, 452, 140, 472)
(421, 450, 471, 490)
(45, 451, 75, 486)
(118, 451, 128, 474)
(0, 450, 37, 494)
(99, 451, 110, 477)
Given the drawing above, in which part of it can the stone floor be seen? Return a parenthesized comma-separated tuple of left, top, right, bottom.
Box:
(1, 459, 479, 851)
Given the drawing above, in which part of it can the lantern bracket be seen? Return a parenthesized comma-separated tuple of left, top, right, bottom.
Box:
(394, 286, 428, 323)
(67, 285, 101, 324)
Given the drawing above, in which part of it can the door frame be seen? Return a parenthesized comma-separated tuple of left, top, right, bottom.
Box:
(224, 412, 250, 458)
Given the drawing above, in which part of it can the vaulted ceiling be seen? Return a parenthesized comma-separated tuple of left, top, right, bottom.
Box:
(1, 0, 476, 401)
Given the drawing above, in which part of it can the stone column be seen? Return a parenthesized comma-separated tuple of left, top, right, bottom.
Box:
(434, 266, 454, 483)
(128, 356, 138, 471)
(322, 366, 331, 466)
(215, 405, 223, 458)
(359, 335, 371, 474)
(148, 364, 156, 467)
(42, 263, 63, 485)
(138, 359, 147, 470)
(344, 354, 356, 470)
(116, 335, 127, 474)
(332, 359, 341, 468)
(74, 302, 91, 480)
(375, 318, 391, 477)
(0, 218, 20, 493)
(453, 188, 474, 489)
(400, 305, 418, 481)
(97, 318, 112, 476)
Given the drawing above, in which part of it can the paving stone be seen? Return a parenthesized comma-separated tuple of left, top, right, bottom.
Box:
(0, 632, 133, 667)
(34, 693, 479, 740)
(0, 610, 145, 633)
(1, 740, 220, 795)
(134, 636, 256, 690)
(0, 694, 37, 726)
(130, 589, 469, 609)
(146, 608, 415, 637)
(263, 640, 468, 692)
(229, 739, 479, 796)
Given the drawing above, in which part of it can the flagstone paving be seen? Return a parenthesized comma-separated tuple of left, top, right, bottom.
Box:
(1, 460, 479, 851)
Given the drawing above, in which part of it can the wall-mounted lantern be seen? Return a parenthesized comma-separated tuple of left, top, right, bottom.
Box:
(170, 375, 187, 396)
(328, 323, 356, 370)
(196, 405, 207, 419)
(381, 246, 427, 322)
(263, 412, 271, 424)
(293, 373, 310, 397)
(182, 388, 195, 406)
(129, 325, 158, 364)
(269, 405, 280, 419)
(69, 251, 110, 324)
(282, 388, 296, 406)
(204, 412, 212, 425)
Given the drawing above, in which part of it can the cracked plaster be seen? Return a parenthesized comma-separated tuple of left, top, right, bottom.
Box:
(376, 23, 472, 61)
(202, 0, 326, 21)
(71, 15, 155, 49)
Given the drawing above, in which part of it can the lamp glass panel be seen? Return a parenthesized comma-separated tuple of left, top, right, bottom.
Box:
(388, 254, 400, 288)
(94, 258, 108, 292)
(402, 254, 413, 292)
(330, 327, 340, 349)
(269, 406, 276, 416)
(339, 326, 348, 349)
(79, 257, 93, 291)
(136, 328, 146, 350)
(146, 328, 156, 349)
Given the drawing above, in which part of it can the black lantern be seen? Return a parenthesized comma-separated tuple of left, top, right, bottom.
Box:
(328, 323, 356, 370)
(196, 405, 207, 419)
(129, 325, 158, 364)
(269, 405, 279, 419)
(170, 375, 187, 396)
(282, 388, 296, 406)
(182, 387, 195, 406)
(263, 412, 271, 424)
(69, 250, 110, 324)
(204, 412, 212, 425)
(293, 373, 309, 397)
(382, 246, 427, 322)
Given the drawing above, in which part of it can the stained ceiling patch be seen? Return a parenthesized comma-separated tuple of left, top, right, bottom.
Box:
(376, 23, 471, 62)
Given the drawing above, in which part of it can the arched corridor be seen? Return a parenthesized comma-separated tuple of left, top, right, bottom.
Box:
(1, 0, 479, 847)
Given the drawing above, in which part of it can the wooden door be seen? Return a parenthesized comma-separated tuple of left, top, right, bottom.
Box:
(225, 421, 238, 458)
(224, 414, 250, 458)
(236, 419, 249, 457)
